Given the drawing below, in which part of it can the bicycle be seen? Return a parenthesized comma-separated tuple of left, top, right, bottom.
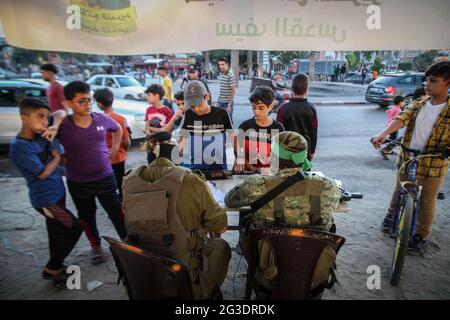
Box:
(378, 139, 449, 285)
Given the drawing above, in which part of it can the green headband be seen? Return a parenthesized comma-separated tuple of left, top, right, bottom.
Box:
(271, 140, 312, 171)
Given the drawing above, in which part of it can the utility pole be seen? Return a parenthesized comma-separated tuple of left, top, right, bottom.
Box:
(247, 50, 253, 79)
(204, 51, 211, 78)
(231, 49, 240, 87)
(309, 51, 317, 81)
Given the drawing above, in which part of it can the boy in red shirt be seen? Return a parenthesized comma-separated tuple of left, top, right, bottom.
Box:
(144, 84, 182, 163)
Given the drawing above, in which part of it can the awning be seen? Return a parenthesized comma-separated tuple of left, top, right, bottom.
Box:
(86, 62, 113, 67)
(143, 59, 163, 64)
(0, 0, 449, 55)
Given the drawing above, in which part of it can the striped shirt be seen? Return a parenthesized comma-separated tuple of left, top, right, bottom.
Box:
(218, 70, 236, 103)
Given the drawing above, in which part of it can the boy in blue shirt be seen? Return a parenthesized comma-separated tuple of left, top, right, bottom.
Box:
(9, 98, 82, 288)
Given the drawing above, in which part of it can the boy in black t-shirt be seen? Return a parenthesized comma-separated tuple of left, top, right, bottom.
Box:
(179, 81, 236, 171)
(277, 73, 318, 161)
(238, 86, 284, 172)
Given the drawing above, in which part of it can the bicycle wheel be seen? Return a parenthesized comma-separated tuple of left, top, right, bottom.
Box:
(390, 193, 415, 286)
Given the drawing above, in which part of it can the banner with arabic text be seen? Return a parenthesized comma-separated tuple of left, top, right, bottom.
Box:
(0, 0, 449, 54)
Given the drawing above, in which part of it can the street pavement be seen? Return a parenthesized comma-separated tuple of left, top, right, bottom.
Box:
(1, 81, 449, 300)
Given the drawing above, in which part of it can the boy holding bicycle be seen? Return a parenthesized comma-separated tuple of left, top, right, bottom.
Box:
(371, 61, 449, 253)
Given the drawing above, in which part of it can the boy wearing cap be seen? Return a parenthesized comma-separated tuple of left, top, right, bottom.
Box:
(179, 80, 236, 171)
(183, 65, 213, 105)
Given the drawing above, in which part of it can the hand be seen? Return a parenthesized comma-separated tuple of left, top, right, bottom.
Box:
(174, 109, 184, 120)
(310, 153, 315, 160)
(371, 135, 387, 149)
(226, 105, 232, 114)
(109, 146, 119, 160)
(233, 158, 245, 173)
(50, 149, 61, 159)
(41, 126, 58, 142)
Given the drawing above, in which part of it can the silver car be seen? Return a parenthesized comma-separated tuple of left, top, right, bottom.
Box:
(0, 80, 147, 145)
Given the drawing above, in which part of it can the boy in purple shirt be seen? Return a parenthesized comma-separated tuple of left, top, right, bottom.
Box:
(58, 81, 126, 264)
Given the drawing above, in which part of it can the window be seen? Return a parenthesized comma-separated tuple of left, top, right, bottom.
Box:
(105, 78, 117, 88)
(0, 88, 46, 107)
(397, 76, 414, 85)
(415, 75, 425, 85)
(116, 77, 141, 87)
(0, 89, 16, 107)
(93, 77, 103, 86)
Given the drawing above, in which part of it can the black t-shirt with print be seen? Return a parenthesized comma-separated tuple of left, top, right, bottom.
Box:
(180, 106, 233, 170)
(238, 118, 284, 168)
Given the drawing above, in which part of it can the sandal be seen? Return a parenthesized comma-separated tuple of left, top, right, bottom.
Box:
(42, 268, 68, 289)
(91, 254, 107, 264)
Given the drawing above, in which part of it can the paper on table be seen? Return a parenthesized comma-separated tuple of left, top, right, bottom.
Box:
(207, 181, 225, 207)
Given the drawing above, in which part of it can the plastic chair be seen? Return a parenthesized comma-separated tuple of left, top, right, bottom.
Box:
(244, 227, 345, 300)
(103, 236, 192, 300)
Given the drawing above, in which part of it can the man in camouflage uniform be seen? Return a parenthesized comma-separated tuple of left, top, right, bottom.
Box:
(224, 131, 340, 297)
(123, 132, 231, 299)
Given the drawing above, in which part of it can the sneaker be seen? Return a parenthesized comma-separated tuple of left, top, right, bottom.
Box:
(437, 192, 445, 200)
(381, 214, 394, 234)
(407, 234, 428, 255)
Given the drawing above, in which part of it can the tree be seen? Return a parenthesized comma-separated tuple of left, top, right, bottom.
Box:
(273, 51, 300, 66)
(413, 50, 439, 71)
(346, 52, 361, 71)
(11, 48, 46, 66)
(372, 57, 384, 72)
(247, 50, 253, 79)
(308, 51, 317, 81)
(230, 50, 240, 87)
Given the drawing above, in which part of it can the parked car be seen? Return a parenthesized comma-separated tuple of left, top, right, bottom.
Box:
(126, 71, 162, 87)
(91, 99, 147, 141)
(344, 72, 374, 84)
(0, 80, 48, 145)
(365, 72, 425, 107)
(87, 74, 147, 101)
(0, 80, 147, 145)
(17, 78, 68, 88)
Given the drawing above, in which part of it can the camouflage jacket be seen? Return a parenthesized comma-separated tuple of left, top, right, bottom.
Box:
(224, 168, 340, 230)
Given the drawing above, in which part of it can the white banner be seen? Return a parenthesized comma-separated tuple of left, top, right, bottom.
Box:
(0, 0, 449, 55)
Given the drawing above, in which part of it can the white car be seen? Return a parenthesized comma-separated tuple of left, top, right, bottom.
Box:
(126, 71, 162, 87)
(87, 74, 147, 101)
(91, 98, 148, 140)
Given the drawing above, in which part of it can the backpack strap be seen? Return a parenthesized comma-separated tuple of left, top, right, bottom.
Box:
(250, 171, 306, 214)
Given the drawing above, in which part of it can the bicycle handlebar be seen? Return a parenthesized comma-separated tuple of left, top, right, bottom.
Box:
(382, 139, 449, 159)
